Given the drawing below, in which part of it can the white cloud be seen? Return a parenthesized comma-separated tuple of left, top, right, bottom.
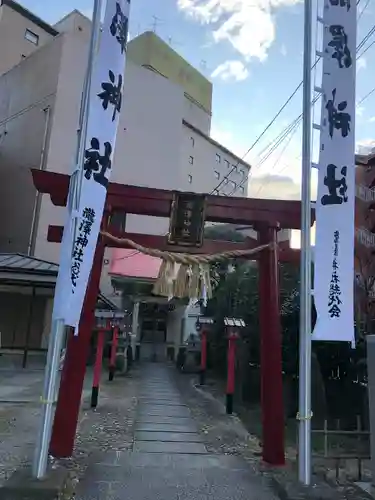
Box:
(211, 60, 249, 81)
(356, 138, 375, 155)
(177, 0, 301, 63)
(248, 173, 301, 199)
(210, 125, 246, 157)
(356, 105, 365, 117)
(280, 44, 287, 56)
(357, 56, 367, 72)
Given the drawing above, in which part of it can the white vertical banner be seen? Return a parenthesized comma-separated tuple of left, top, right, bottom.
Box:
(313, 0, 356, 341)
(56, 0, 130, 328)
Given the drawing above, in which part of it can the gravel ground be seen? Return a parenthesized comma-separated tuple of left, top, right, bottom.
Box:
(0, 371, 45, 486)
(0, 366, 140, 498)
(173, 371, 373, 500)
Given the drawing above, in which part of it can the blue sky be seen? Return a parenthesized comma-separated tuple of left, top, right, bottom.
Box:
(18, 0, 375, 201)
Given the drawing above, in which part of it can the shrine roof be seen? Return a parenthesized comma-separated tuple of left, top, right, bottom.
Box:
(0, 253, 119, 309)
(109, 249, 161, 280)
(0, 253, 58, 274)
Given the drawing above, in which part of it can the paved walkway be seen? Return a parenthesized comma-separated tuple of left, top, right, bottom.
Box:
(76, 364, 278, 500)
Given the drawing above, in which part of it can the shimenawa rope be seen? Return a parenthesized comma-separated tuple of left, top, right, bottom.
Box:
(101, 231, 273, 300)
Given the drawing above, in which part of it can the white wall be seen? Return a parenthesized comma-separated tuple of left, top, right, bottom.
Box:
(180, 124, 250, 197)
(0, 33, 63, 254)
(113, 61, 185, 237)
(183, 96, 211, 135)
(166, 304, 186, 356)
(183, 301, 202, 343)
(34, 25, 90, 262)
(54, 10, 91, 35)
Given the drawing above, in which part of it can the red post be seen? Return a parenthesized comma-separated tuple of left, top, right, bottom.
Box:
(49, 232, 106, 458)
(91, 328, 105, 408)
(226, 332, 237, 414)
(258, 224, 285, 466)
(108, 325, 119, 381)
(199, 330, 207, 385)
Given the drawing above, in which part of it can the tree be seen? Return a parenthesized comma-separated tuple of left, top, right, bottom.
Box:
(204, 225, 301, 375)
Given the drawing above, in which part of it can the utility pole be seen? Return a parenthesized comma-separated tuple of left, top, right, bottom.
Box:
(151, 15, 162, 33)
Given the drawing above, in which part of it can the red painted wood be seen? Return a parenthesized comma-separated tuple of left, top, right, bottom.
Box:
(258, 225, 285, 466)
(49, 229, 107, 458)
(31, 169, 315, 229)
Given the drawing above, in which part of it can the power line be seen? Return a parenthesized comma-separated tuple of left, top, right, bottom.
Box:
(214, 0, 371, 198)
(358, 85, 375, 105)
(225, 96, 318, 196)
(358, 0, 371, 21)
(210, 58, 320, 195)
(357, 38, 375, 59)
(211, 0, 368, 196)
(227, 19, 375, 197)
(253, 122, 302, 198)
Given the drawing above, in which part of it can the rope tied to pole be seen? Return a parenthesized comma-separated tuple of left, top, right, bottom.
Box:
(101, 231, 275, 301)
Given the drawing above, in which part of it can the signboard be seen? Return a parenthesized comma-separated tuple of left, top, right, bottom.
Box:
(54, 0, 130, 328)
(168, 192, 206, 247)
(95, 310, 125, 319)
(313, 0, 356, 342)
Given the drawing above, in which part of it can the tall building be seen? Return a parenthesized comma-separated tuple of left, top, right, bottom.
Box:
(0, 9, 250, 248)
(355, 154, 375, 334)
(0, 0, 57, 76)
(0, 3, 251, 355)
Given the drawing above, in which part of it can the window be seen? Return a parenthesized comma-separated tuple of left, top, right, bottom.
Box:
(239, 186, 245, 194)
(224, 177, 229, 184)
(225, 159, 230, 168)
(190, 137, 195, 147)
(240, 168, 246, 178)
(188, 174, 192, 184)
(215, 153, 221, 163)
(232, 164, 238, 172)
(230, 180, 236, 190)
(214, 170, 220, 180)
(189, 155, 194, 164)
(25, 29, 39, 45)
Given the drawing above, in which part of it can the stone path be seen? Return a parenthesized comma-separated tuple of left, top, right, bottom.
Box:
(75, 364, 278, 500)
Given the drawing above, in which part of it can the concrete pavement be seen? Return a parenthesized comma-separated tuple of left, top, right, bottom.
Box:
(75, 364, 278, 499)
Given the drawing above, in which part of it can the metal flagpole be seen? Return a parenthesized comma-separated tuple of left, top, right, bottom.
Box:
(32, 0, 103, 479)
(298, 0, 313, 486)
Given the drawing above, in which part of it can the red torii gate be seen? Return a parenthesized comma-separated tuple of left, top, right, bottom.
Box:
(32, 169, 314, 467)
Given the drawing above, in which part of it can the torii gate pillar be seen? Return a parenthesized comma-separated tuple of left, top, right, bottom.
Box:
(258, 224, 285, 466)
(49, 220, 107, 457)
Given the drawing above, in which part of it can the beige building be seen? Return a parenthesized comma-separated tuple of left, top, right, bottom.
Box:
(0, 0, 57, 76)
(0, 2, 253, 354)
